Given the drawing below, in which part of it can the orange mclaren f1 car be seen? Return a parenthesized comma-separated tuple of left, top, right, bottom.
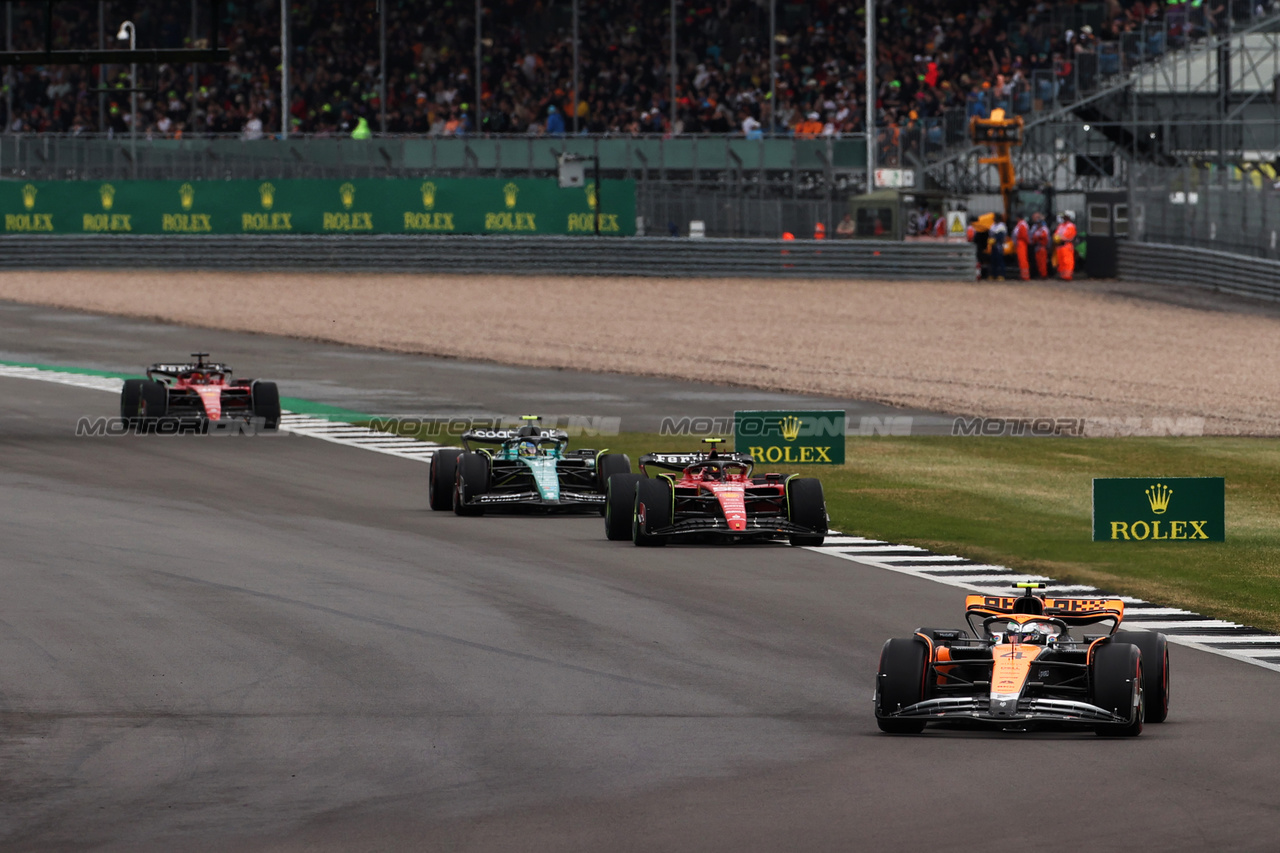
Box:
(875, 583, 1170, 736)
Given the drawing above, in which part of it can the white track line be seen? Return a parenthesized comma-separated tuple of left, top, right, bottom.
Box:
(807, 538, 1280, 674)
(9, 363, 1278, 674)
(0, 365, 445, 464)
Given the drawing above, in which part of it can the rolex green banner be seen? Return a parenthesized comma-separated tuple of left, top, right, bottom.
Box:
(1092, 477, 1225, 541)
(734, 410, 846, 465)
(0, 178, 635, 236)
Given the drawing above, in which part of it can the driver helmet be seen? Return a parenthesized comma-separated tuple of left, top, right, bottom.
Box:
(189, 371, 205, 385)
(518, 439, 539, 457)
(1008, 622, 1046, 645)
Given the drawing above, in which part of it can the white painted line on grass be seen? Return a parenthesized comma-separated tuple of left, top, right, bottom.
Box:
(804, 537, 1280, 674)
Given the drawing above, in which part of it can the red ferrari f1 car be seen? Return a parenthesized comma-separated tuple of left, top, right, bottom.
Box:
(875, 583, 1170, 736)
(603, 439, 827, 546)
(120, 353, 281, 429)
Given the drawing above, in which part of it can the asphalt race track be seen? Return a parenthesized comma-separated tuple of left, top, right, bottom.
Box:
(2, 323, 1280, 850)
(0, 300, 951, 433)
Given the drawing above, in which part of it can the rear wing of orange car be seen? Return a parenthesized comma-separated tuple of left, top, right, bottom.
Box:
(965, 593, 1125, 627)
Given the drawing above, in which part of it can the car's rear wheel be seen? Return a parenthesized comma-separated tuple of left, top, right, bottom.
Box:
(120, 378, 145, 426)
(428, 449, 463, 511)
(786, 477, 827, 546)
(453, 452, 490, 517)
(139, 380, 168, 423)
(595, 453, 632, 514)
(605, 473, 643, 541)
(876, 637, 929, 734)
(251, 380, 282, 429)
(1091, 641, 1144, 737)
(1113, 630, 1170, 723)
(633, 477, 671, 547)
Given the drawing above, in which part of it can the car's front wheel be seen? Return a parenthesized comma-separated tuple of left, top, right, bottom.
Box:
(1113, 631, 1169, 723)
(1091, 641, 1144, 737)
(595, 453, 632, 514)
(251, 380, 282, 429)
(605, 473, 643, 541)
(120, 378, 145, 427)
(876, 637, 929, 734)
(786, 477, 827, 546)
(428, 449, 463, 511)
(632, 477, 671, 547)
(139, 380, 168, 423)
(453, 452, 490, 517)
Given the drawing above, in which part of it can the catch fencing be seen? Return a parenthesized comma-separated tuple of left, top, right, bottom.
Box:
(0, 234, 974, 280)
(1118, 241, 1280, 301)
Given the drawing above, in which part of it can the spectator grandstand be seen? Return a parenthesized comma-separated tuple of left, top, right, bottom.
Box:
(0, 0, 1269, 155)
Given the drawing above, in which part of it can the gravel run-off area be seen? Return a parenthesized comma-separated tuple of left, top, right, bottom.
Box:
(2, 271, 1277, 435)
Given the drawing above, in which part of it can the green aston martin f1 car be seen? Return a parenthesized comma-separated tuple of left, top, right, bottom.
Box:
(427, 416, 631, 516)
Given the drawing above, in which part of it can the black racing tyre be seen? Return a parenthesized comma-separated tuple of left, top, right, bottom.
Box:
(786, 477, 827, 546)
(251, 380, 282, 429)
(1091, 641, 1144, 737)
(605, 473, 644, 541)
(632, 476, 671, 547)
(120, 378, 145, 426)
(428, 449, 463, 512)
(139, 380, 168, 421)
(876, 637, 929, 734)
(595, 453, 632, 515)
(1114, 631, 1170, 723)
(453, 452, 490, 517)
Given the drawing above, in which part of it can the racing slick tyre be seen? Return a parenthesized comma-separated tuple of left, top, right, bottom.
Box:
(1113, 631, 1170, 723)
(428, 449, 463, 512)
(595, 453, 633, 513)
(1090, 641, 1144, 737)
(251, 380, 282, 430)
(139, 380, 168, 424)
(120, 379, 145, 427)
(605, 473, 644, 541)
(785, 477, 827, 546)
(632, 477, 671, 547)
(876, 638, 929, 734)
(453, 452, 491, 517)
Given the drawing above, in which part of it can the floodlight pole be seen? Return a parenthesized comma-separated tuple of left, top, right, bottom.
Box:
(669, 0, 677, 133)
(865, 0, 875, 191)
(119, 20, 137, 174)
(572, 0, 579, 134)
(768, 0, 776, 137)
(8, 3, 15, 134)
(281, 0, 289, 138)
(378, 0, 386, 134)
(474, 0, 482, 133)
(99, 2, 106, 132)
(190, 0, 198, 135)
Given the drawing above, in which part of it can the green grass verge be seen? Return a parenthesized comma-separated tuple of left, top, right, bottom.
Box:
(376, 422, 1280, 632)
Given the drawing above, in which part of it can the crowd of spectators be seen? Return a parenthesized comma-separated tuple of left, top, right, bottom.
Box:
(1, 0, 1265, 147)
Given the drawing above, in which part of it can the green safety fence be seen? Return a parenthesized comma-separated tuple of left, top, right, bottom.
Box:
(0, 177, 636, 236)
